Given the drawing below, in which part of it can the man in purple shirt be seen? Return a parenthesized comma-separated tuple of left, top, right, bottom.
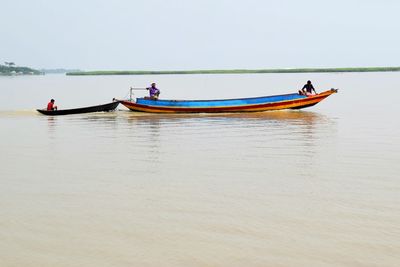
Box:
(146, 83, 160, 99)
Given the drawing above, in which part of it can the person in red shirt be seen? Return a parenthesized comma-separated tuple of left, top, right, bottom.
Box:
(47, 99, 57, 110)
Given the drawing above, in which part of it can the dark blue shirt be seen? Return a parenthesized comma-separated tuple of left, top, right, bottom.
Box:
(302, 83, 315, 93)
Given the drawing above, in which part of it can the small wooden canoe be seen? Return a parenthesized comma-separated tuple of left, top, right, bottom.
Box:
(37, 101, 120, 116)
(120, 89, 338, 113)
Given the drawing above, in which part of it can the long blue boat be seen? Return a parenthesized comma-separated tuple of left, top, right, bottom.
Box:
(120, 89, 338, 113)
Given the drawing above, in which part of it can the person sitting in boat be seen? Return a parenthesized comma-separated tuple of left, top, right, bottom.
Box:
(299, 80, 317, 96)
(146, 83, 160, 100)
(47, 99, 58, 110)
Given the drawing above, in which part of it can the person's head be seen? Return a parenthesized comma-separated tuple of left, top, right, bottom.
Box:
(151, 82, 156, 88)
(307, 80, 312, 84)
(51, 99, 55, 103)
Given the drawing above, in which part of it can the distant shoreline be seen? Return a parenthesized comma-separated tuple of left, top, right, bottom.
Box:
(66, 67, 400, 76)
(0, 64, 42, 76)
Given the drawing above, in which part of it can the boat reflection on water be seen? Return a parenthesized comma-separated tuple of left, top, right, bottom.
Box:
(120, 110, 338, 186)
(122, 110, 337, 154)
(31, 108, 330, 126)
(122, 109, 332, 128)
(37, 110, 336, 154)
(46, 116, 57, 133)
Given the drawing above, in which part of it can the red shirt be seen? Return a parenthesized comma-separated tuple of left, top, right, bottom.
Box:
(47, 102, 54, 110)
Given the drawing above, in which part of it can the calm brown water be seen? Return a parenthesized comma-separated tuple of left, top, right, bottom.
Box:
(1, 73, 399, 266)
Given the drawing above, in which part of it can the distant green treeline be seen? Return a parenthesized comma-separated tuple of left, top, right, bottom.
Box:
(41, 68, 81, 74)
(66, 67, 400, 76)
(0, 64, 42, 75)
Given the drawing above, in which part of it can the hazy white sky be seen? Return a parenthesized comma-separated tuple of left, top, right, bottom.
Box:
(1, 0, 399, 70)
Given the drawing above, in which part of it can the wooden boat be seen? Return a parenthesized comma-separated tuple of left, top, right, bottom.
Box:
(119, 89, 338, 113)
(37, 101, 120, 116)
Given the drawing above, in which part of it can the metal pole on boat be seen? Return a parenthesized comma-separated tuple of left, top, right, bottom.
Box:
(130, 87, 147, 101)
(130, 87, 133, 101)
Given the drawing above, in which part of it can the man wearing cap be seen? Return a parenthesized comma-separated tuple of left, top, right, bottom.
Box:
(146, 83, 161, 99)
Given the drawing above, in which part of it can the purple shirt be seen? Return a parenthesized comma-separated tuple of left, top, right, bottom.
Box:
(147, 86, 160, 97)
